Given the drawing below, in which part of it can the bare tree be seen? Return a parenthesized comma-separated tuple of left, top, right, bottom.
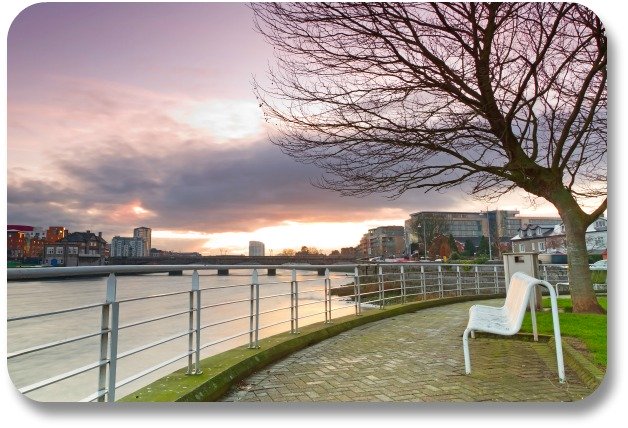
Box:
(408, 212, 450, 257)
(252, 2, 607, 313)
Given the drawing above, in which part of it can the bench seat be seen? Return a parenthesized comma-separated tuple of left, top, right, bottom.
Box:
(466, 305, 518, 336)
(462, 271, 565, 383)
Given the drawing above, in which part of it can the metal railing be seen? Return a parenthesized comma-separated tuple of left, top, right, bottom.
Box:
(7, 263, 511, 402)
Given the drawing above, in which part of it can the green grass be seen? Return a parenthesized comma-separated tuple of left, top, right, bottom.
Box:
(6, 261, 41, 268)
(520, 296, 607, 368)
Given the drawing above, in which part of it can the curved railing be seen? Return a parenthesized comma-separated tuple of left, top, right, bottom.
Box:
(7, 263, 513, 402)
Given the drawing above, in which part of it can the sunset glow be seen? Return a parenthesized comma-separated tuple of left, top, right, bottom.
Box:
(152, 218, 406, 255)
(6, 2, 574, 255)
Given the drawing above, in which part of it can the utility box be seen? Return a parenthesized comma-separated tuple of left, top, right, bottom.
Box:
(503, 252, 539, 292)
(503, 252, 541, 309)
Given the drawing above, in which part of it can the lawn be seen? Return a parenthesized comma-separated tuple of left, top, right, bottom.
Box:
(520, 296, 607, 368)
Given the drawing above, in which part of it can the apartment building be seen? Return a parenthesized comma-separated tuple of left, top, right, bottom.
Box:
(7, 225, 50, 260)
(111, 236, 146, 257)
(133, 227, 152, 256)
(404, 209, 561, 255)
(365, 226, 405, 259)
(43, 231, 107, 266)
(249, 241, 265, 257)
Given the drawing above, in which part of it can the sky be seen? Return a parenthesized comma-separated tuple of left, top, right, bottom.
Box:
(4, 1, 599, 255)
(1, 0, 625, 425)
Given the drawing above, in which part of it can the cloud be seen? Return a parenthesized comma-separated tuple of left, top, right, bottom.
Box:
(8, 128, 470, 239)
(7, 75, 558, 249)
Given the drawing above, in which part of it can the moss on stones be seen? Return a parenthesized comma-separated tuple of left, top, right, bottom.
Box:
(119, 294, 503, 402)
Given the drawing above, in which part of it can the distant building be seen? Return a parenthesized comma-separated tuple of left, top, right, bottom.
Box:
(7, 230, 26, 259)
(511, 217, 607, 255)
(340, 247, 357, 257)
(45, 226, 68, 243)
(43, 230, 107, 266)
(366, 226, 405, 259)
(404, 209, 562, 256)
(7, 225, 46, 260)
(357, 234, 370, 259)
(133, 227, 152, 256)
(510, 224, 557, 253)
(404, 211, 486, 255)
(585, 217, 608, 254)
(149, 248, 202, 257)
(111, 236, 146, 257)
(249, 241, 265, 257)
(7, 225, 45, 240)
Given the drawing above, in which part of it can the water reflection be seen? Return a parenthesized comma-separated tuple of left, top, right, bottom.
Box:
(7, 270, 355, 402)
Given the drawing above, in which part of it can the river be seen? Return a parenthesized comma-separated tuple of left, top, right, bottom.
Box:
(7, 269, 356, 402)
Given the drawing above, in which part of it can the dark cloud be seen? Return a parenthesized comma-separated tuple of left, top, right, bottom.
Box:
(7, 137, 467, 238)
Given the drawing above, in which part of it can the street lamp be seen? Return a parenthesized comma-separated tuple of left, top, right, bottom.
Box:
(417, 219, 427, 260)
(479, 209, 493, 260)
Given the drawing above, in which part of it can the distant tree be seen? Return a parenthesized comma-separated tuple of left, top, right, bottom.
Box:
(252, 2, 606, 313)
(448, 234, 457, 252)
(477, 236, 490, 256)
(463, 239, 476, 258)
(279, 248, 296, 256)
(296, 246, 322, 256)
(408, 213, 450, 257)
(330, 249, 340, 256)
(429, 234, 452, 259)
(546, 235, 567, 253)
(499, 241, 513, 254)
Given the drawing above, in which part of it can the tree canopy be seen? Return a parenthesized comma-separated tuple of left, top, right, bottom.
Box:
(252, 2, 606, 313)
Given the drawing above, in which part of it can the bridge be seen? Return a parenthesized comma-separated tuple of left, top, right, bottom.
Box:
(108, 254, 358, 275)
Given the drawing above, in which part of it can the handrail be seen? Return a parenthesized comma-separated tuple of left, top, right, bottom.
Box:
(6, 264, 359, 280)
(7, 263, 509, 402)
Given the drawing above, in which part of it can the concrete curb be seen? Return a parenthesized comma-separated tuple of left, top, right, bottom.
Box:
(550, 337, 605, 389)
(119, 294, 504, 402)
(477, 332, 605, 390)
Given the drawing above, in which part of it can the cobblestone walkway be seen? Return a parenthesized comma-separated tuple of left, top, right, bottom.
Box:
(220, 299, 594, 402)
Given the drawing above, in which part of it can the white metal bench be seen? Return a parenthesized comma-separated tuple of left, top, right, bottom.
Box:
(462, 271, 565, 383)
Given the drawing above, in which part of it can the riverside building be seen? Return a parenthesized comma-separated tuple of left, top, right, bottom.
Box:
(249, 241, 265, 257)
(133, 226, 152, 256)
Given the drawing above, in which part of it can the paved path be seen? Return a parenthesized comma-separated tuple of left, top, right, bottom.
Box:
(220, 299, 594, 402)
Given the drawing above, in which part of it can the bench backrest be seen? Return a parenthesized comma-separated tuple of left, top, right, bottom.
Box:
(503, 272, 537, 330)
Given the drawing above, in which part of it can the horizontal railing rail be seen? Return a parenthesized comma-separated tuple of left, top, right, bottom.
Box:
(6, 262, 522, 402)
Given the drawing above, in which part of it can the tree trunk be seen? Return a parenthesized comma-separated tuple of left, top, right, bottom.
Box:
(557, 203, 604, 314)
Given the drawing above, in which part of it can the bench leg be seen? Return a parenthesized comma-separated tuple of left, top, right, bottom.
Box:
(529, 288, 539, 341)
(463, 327, 472, 374)
(470, 330, 475, 339)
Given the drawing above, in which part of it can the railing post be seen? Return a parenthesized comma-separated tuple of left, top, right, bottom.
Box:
(456, 265, 462, 296)
(493, 265, 499, 294)
(324, 268, 332, 323)
(108, 301, 119, 403)
(378, 265, 384, 309)
(438, 265, 443, 298)
(474, 266, 480, 295)
(400, 265, 406, 304)
(354, 266, 362, 316)
(99, 273, 118, 402)
(248, 269, 258, 348)
(291, 269, 300, 333)
(187, 274, 194, 374)
(187, 270, 202, 374)
(543, 265, 548, 282)
(254, 269, 260, 348)
(421, 265, 426, 300)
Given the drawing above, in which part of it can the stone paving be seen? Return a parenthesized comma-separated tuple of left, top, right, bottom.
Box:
(219, 299, 594, 402)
